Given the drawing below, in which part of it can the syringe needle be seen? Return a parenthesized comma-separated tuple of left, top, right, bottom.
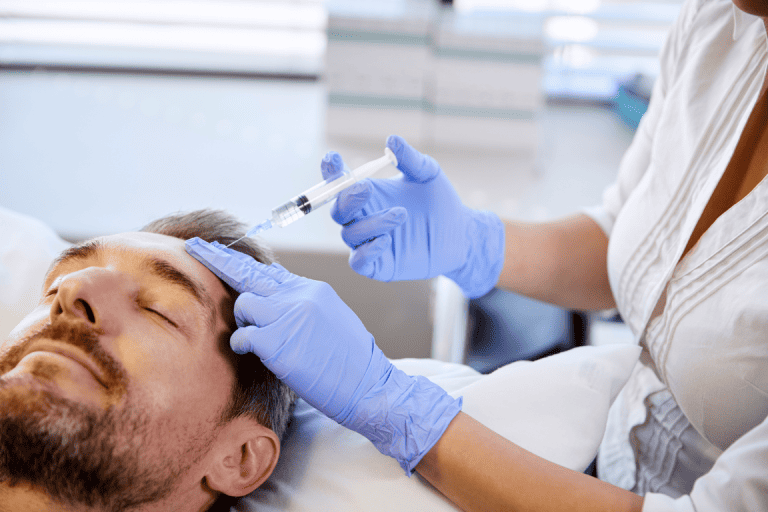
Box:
(225, 235, 247, 248)
(225, 219, 273, 247)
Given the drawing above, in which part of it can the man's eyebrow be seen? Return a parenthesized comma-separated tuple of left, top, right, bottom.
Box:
(143, 257, 216, 322)
(50, 239, 103, 271)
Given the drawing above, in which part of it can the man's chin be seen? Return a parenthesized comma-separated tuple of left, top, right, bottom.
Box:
(0, 372, 97, 440)
(0, 372, 62, 409)
(1, 354, 110, 409)
(0, 374, 179, 512)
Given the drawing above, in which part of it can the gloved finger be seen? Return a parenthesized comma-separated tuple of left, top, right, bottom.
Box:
(341, 207, 406, 249)
(234, 292, 284, 329)
(185, 237, 280, 294)
(330, 180, 373, 226)
(231, 312, 302, 360)
(349, 234, 392, 278)
(257, 262, 292, 284)
(320, 151, 347, 180)
(386, 135, 441, 184)
(230, 325, 264, 355)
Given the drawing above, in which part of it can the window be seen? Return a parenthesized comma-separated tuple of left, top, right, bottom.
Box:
(0, 0, 327, 77)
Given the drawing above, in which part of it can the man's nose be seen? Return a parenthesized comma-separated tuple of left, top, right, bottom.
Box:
(50, 268, 134, 333)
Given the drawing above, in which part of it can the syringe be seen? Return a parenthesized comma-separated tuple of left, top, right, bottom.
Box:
(227, 147, 398, 247)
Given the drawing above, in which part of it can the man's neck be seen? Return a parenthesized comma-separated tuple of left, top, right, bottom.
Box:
(0, 481, 216, 512)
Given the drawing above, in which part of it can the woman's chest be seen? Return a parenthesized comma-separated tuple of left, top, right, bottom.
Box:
(681, 88, 768, 260)
(605, 21, 768, 449)
(606, 30, 768, 335)
(611, 101, 768, 448)
(644, 251, 768, 450)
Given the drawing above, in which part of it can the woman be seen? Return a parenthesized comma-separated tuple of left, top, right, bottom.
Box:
(186, 0, 768, 509)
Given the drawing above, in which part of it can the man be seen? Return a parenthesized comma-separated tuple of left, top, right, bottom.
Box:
(0, 209, 295, 512)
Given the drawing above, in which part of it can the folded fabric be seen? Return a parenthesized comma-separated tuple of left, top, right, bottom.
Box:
(238, 343, 641, 512)
(0, 206, 70, 340)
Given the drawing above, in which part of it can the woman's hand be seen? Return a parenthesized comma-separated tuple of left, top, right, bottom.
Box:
(322, 135, 505, 298)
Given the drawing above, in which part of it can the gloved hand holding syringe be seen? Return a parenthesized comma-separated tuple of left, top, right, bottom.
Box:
(227, 147, 398, 247)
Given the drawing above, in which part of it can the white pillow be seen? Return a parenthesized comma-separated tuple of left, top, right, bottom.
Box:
(0, 207, 70, 340)
(240, 343, 641, 512)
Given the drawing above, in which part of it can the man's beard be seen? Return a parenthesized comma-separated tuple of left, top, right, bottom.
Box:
(0, 322, 210, 511)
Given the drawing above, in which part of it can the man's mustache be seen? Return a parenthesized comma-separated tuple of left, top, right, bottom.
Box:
(0, 322, 128, 396)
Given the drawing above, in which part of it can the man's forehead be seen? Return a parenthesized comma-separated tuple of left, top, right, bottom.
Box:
(101, 231, 187, 255)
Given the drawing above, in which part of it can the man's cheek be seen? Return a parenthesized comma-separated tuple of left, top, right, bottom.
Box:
(113, 335, 186, 409)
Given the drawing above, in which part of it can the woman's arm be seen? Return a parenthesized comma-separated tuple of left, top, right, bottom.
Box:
(416, 412, 643, 512)
(496, 213, 615, 311)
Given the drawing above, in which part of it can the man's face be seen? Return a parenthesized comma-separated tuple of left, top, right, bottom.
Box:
(0, 232, 239, 510)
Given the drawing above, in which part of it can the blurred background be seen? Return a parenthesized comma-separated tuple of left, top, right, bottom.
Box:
(0, 0, 672, 367)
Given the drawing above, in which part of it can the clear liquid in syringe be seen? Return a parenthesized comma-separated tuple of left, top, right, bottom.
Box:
(227, 147, 397, 248)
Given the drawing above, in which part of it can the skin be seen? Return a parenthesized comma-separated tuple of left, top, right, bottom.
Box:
(413, 5, 768, 511)
(733, 0, 768, 18)
(0, 232, 279, 512)
(496, 214, 614, 310)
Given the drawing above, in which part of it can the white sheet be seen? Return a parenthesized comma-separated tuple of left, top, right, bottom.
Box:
(241, 344, 640, 512)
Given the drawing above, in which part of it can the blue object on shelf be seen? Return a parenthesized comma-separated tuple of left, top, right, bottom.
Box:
(613, 73, 652, 130)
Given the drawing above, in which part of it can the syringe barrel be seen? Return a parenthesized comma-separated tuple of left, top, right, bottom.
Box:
(268, 147, 397, 229)
(270, 197, 306, 227)
(302, 148, 397, 210)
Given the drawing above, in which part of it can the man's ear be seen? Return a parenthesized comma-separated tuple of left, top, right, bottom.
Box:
(205, 417, 280, 497)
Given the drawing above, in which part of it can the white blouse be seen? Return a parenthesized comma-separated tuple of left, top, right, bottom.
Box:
(585, 0, 768, 510)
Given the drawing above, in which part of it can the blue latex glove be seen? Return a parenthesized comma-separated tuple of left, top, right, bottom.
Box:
(321, 135, 505, 299)
(185, 237, 462, 474)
